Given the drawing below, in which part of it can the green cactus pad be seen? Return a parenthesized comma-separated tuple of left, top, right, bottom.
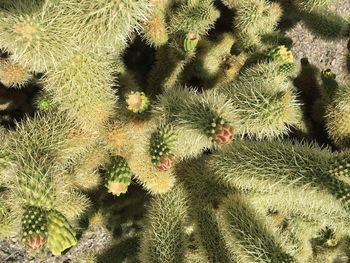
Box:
(21, 206, 48, 250)
(150, 125, 176, 169)
(47, 210, 77, 256)
(105, 156, 132, 196)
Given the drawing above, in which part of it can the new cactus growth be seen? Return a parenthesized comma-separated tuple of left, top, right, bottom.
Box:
(149, 125, 176, 170)
(21, 206, 48, 250)
(105, 156, 132, 196)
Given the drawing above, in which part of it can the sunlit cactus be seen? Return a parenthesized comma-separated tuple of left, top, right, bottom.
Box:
(1, 0, 350, 261)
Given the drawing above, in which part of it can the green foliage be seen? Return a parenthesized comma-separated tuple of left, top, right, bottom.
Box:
(221, 194, 295, 262)
(168, 1, 219, 37)
(44, 52, 117, 132)
(219, 60, 301, 139)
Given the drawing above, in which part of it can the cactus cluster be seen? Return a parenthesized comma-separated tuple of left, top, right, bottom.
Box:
(0, 0, 350, 262)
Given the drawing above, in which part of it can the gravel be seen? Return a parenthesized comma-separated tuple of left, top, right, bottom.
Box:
(286, 0, 350, 83)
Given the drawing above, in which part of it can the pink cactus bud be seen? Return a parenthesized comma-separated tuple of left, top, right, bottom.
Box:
(213, 124, 234, 144)
(157, 156, 173, 171)
(27, 235, 46, 249)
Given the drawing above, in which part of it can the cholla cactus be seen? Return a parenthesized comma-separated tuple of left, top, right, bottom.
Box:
(292, 0, 336, 12)
(0, 111, 91, 255)
(1, 0, 350, 261)
(228, 0, 283, 50)
(139, 140, 350, 262)
(325, 84, 350, 147)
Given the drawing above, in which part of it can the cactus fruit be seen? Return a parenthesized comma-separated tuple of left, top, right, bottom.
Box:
(126, 91, 150, 113)
(21, 206, 48, 250)
(105, 156, 132, 196)
(47, 210, 77, 256)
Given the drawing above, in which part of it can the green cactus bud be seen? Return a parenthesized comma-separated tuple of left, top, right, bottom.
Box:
(105, 156, 132, 196)
(183, 32, 199, 53)
(149, 125, 176, 171)
(47, 210, 77, 256)
(126, 91, 150, 113)
(21, 206, 48, 250)
(35, 94, 57, 112)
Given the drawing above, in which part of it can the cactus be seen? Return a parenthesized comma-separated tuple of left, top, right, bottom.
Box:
(1, 0, 350, 261)
(325, 84, 350, 147)
(292, 0, 337, 12)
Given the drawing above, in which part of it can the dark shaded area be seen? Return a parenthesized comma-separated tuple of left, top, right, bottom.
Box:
(96, 236, 140, 263)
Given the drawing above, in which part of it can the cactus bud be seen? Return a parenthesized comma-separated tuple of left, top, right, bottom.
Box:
(266, 45, 294, 64)
(207, 117, 234, 145)
(105, 156, 132, 196)
(21, 206, 48, 250)
(156, 155, 174, 171)
(126, 91, 150, 113)
(150, 125, 176, 171)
